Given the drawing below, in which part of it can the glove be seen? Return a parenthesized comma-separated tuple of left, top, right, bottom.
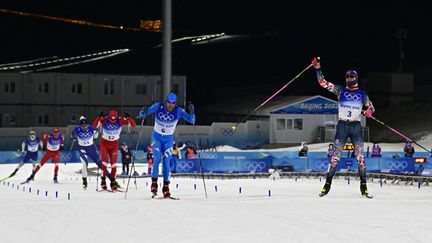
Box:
(187, 102, 195, 115)
(139, 106, 148, 119)
(98, 111, 104, 118)
(124, 111, 130, 119)
(364, 108, 373, 118)
(60, 144, 64, 151)
(42, 145, 47, 151)
(311, 57, 321, 69)
(318, 79, 328, 88)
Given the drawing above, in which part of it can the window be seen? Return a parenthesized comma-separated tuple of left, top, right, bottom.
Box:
(77, 83, 82, 94)
(276, 119, 285, 130)
(4, 82, 16, 93)
(136, 83, 147, 95)
(294, 118, 303, 130)
(44, 82, 49, 93)
(104, 78, 114, 95)
(37, 114, 49, 125)
(286, 119, 293, 130)
(71, 82, 82, 94)
(324, 114, 337, 129)
(276, 118, 302, 130)
(38, 82, 49, 93)
(3, 113, 16, 125)
(172, 83, 179, 94)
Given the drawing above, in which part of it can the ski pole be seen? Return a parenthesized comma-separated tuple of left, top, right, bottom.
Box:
(125, 118, 145, 199)
(95, 125, 103, 192)
(65, 139, 75, 165)
(193, 123, 208, 198)
(231, 63, 314, 131)
(126, 122, 138, 189)
(368, 115, 431, 153)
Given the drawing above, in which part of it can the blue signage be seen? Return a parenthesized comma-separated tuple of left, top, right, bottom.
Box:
(271, 96, 338, 114)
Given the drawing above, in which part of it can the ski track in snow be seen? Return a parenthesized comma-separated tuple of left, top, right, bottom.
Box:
(1, 163, 432, 243)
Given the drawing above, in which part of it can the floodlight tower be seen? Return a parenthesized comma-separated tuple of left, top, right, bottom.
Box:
(162, 0, 172, 99)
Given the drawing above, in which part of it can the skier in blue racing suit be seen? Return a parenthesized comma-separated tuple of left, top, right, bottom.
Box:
(139, 93, 195, 198)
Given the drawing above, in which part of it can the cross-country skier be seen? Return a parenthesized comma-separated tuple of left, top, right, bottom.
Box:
(25, 128, 64, 183)
(139, 93, 195, 198)
(92, 110, 137, 191)
(312, 57, 375, 198)
(71, 116, 109, 189)
(1, 131, 42, 182)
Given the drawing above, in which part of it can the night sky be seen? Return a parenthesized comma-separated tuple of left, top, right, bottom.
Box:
(1, 1, 431, 117)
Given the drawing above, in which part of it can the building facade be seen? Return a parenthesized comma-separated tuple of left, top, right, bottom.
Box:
(0, 73, 186, 127)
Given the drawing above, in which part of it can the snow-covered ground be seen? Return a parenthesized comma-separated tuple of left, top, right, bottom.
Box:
(1, 163, 432, 243)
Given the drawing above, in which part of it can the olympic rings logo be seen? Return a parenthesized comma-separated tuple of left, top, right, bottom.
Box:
(343, 92, 362, 101)
(106, 123, 119, 130)
(62, 153, 72, 161)
(245, 161, 266, 172)
(177, 160, 195, 171)
(79, 132, 93, 138)
(202, 153, 217, 159)
(157, 112, 175, 122)
(315, 160, 329, 171)
(220, 128, 235, 136)
(386, 160, 408, 171)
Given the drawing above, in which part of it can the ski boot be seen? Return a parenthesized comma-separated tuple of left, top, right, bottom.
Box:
(53, 174, 59, 183)
(26, 172, 35, 182)
(319, 180, 332, 197)
(82, 178, 88, 189)
(110, 179, 118, 191)
(151, 178, 158, 197)
(360, 179, 373, 199)
(109, 177, 121, 189)
(101, 177, 108, 190)
(162, 181, 171, 198)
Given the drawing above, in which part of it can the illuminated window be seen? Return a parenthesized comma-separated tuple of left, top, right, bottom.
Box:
(140, 20, 162, 32)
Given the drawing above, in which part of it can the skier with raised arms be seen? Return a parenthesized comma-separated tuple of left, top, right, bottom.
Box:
(312, 57, 375, 198)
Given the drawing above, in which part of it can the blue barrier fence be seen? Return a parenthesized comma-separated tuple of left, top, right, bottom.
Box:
(1, 151, 430, 175)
